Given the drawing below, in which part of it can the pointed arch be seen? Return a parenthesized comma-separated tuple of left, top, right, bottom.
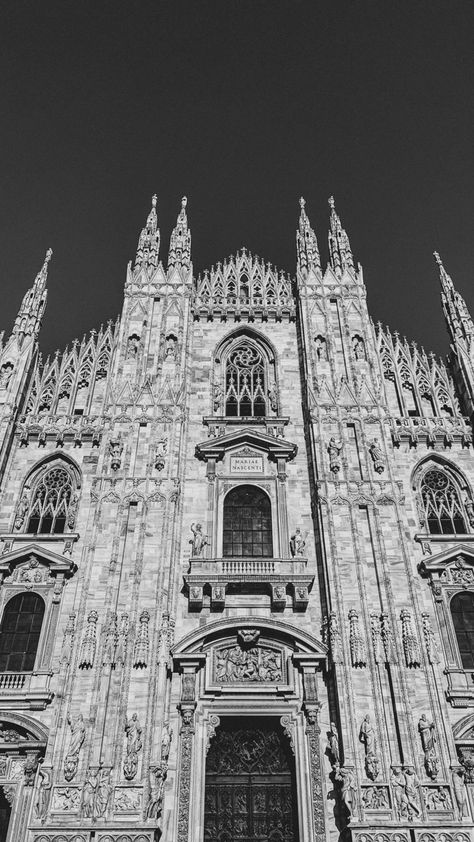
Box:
(213, 327, 279, 419)
(412, 455, 470, 536)
(16, 454, 82, 535)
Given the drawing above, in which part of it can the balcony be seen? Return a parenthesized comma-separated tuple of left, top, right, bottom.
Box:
(184, 556, 313, 611)
(0, 670, 54, 710)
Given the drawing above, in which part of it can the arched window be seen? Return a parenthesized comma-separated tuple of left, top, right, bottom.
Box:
(420, 468, 466, 534)
(0, 593, 45, 672)
(225, 343, 266, 417)
(451, 592, 474, 669)
(223, 485, 273, 557)
(25, 465, 75, 534)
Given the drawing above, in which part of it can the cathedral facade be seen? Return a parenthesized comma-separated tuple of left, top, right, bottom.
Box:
(0, 194, 473, 842)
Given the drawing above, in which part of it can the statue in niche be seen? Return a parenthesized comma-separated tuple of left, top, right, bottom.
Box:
(464, 497, 474, 528)
(327, 437, 343, 473)
(359, 714, 380, 780)
(335, 765, 358, 815)
(64, 713, 85, 781)
(123, 713, 142, 780)
(314, 335, 328, 361)
(0, 363, 13, 389)
(290, 528, 306, 557)
(82, 768, 98, 817)
(161, 723, 172, 761)
(418, 713, 439, 779)
(189, 522, 208, 557)
(452, 767, 468, 817)
(368, 438, 385, 473)
(126, 334, 140, 358)
(267, 385, 278, 412)
(352, 335, 366, 361)
(328, 722, 340, 765)
(165, 333, 177, 359)
(14, 491, 30, 530)
(147, 763, 167, 819)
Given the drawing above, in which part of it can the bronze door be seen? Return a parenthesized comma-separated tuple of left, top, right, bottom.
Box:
(204, 719, 298, 842)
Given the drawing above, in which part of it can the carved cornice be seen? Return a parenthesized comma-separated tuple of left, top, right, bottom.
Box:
(195, 428, 297, 463)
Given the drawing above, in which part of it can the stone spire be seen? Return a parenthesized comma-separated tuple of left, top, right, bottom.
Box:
(327, 196, 354, 277)
(435, 251, 474, 348)
(296, 197, 321, 273)
(168, 196, 191, 271)
(13, 248, 51, 341)
(135, 194, 160, 271)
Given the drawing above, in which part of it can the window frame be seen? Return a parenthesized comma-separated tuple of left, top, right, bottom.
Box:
(212, 330, 280, 420)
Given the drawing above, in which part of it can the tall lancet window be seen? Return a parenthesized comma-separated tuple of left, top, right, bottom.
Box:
(451, 593, 474, 670)
(223, 486, 273, 557)
(225, 342, 266, 417)
(25, 465, 75, 535)
(420, 468, 466, 535)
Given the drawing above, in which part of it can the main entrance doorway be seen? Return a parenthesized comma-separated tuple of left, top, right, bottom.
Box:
(204, 717, 298, 842)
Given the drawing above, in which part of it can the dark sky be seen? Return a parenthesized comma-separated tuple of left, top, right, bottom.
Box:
(1, 1, 473, 357)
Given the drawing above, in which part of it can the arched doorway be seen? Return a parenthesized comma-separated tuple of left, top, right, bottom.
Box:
(204, 717, 298, 842)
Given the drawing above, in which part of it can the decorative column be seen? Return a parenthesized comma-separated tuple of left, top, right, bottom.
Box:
(293, 654, 326, 842)
(174, 654, 206, 842)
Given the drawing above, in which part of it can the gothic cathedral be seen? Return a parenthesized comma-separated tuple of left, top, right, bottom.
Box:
(0, 194, 473, 842)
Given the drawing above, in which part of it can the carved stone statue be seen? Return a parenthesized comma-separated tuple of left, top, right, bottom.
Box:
(165, 334, 177, 359)
(64, 713, 85, 781)
(359, 714, 380, 780)
(95, 766, 111, 817)
(123, 713, 142, 781)
(267, 386, 278, 412)
(328, 722, 340, 765)
(352, 335, 366, 361)
(403, 767, 421, 819)
(452, 767, 468, 817)
(368, 438, 385, 473)
(289, 528, 306, 557)
(418, 713, 439, 779)
(154, 437, 168, 471)
(189, 522, 208, 557)
(35, 761, 52, 821)
(82, 767, 98, 818)
(0, 362, 13, 389)
(464, 497, 474, 528)
(335, 765, 358, 816)
(327, 437, 342, 473)
(147, 762, 167, 819)
(161, 723, 172, 761)
(314, 335, 328, 361)
(14, 492, 29, 530)
(126, 334, 140, 358)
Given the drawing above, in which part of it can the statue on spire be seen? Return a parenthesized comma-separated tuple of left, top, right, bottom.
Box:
(135, 194, 160, 272)
(13, 248, 51, 341)
(168, 196, 191, 271)
(328, 196, 354, 277)
(296, 197, 321, 273)
(435, 251, 474, 347)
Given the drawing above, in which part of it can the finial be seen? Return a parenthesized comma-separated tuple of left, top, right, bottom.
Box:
(433, 251, 442, 266)
(328, 196, 335, 210)
(300, 196, 305, 209)
(152, 194, 157, 208)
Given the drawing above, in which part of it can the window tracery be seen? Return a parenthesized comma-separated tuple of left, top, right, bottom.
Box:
(420, 467, 467, 535)
(16, 461, 79, 535)
(225, 343, 267, 417)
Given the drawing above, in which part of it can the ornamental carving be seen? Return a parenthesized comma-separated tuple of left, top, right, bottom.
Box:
(400, 609, 420, 667)
(133, 610, 150, 668)
(422, 785, 453, 811)
(214, 643, 282, 683)
(349, 608, 366, 667)
(123, 713, 142, 781)
(51, 786, 81, 811)
(64, 714, 85, 781)
(361, 785, 390, 809)
(113, 787, 142, 812)
(79, 611, 98, 669)
(418, 714, 439, 779)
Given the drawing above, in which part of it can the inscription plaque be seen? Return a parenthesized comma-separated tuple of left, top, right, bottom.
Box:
(230, 455, 264, 473)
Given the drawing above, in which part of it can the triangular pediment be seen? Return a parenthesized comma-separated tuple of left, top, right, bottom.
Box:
(0, 543, 76, 579)
(418, 543, 474, 576)
(195, 428, 297, 463)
